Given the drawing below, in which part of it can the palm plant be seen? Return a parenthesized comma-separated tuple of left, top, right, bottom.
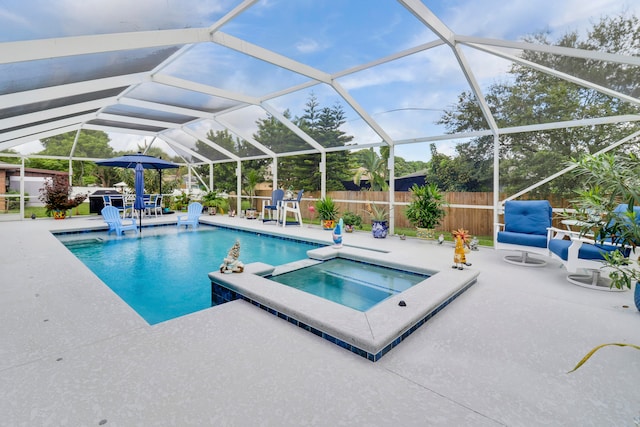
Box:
(405, 183, 447, 229)
(315, 196, 339, 221)
(353, 148, 388, 191)
(315, 196, 339, 229)
(243, 169, 262, 209)
(569, 152, 640, 290)
(364, 202, 388, 222)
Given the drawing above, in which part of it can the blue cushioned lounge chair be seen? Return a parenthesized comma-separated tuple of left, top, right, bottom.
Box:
(495, 200, 553, 266)
(548, 204, 640, 290)
(101, 205, 138, 235)
(177, 202, 203, 229)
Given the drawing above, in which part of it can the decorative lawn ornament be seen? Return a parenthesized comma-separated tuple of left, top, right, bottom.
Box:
(452, 228, 472, 270)
(220, 240, 244, 273)
(332, 218, 344, 248)
(470, 236, 479, 251)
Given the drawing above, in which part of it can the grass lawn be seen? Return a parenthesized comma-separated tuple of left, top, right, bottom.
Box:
(3, 203, 91, 219)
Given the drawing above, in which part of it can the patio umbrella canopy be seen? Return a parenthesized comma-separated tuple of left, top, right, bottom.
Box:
(95, 154, 179, 170)
(96, 154, 180, 232)
(95, 153, 179, 197)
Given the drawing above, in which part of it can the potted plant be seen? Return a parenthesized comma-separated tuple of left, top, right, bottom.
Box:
(38, 175, 86, 219)
(365, 202, 389, 238)
(202, 191, 217, 215)
(569, 152, 640, 310)
(405, 183, 447, 239)
(315, 197, 339, 230)
(173, 191, 190, 211)
(342, 211, 362, 232)
(202, 191, 229, 215)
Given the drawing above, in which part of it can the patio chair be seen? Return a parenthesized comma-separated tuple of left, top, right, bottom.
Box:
(101, 205, 138, 235)
(261, 189, 284, 223)
(495, 200, 553, 266)
(177, 202, 203, 229)
(145, 194, 163, 217)
(548, 204, 640, 290)
(281, 190, 304, 227)
(104, 194, 128, 218)
(122, 194, 136, 218)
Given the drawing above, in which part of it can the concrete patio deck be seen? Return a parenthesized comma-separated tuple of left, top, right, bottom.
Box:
(1, 213, 639, 426)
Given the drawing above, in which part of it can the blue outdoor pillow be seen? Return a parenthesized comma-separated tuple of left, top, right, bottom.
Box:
(504, 200, 552, 235)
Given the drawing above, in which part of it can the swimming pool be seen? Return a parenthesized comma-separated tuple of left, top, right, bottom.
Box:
(268, 258, 429, 311)
(59, 226, 321, 324)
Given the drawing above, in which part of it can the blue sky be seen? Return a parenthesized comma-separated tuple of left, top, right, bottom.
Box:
(2, 0, 638, 161)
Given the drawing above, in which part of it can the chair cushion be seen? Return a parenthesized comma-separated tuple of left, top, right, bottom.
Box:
(504, 200, 552, 235)
(548, 238, 621, 261)
(497, 231, 548, 248)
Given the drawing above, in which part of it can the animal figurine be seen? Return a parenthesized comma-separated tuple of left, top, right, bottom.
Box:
(332, 218, 343, 248)
(470, 236, 479, 251)
(220, 240, 244, 273)
(452, 228, 472, 270)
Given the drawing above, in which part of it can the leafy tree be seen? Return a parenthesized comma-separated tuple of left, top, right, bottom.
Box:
(192, 129, 268, 194)
(394, 157, 428, 177)
(195, 130, 238, 192)
(0, 149, 21, 165)
(255, 94, 353, 191)
(29, 130, 119, 186)
(438, 13, 640, 197)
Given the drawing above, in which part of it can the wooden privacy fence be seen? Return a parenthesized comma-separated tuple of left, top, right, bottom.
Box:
(255, 190, 568, 237)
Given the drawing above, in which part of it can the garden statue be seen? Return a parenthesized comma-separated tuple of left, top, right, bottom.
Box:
(470, 236, 479, 251)
(452, 228, 472, 270)
(332, 218, 343, 248)
(220, 240, 244, 273)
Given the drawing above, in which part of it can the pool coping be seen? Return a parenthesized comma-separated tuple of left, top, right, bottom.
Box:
(209, 245, 479, 361)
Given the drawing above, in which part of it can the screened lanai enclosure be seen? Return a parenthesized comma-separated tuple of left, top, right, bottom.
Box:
(1, 1, 639, 233)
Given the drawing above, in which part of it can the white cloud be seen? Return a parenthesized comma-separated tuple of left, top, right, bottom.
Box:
(295, 38, 322, 54)
(12, 140, 43, 155)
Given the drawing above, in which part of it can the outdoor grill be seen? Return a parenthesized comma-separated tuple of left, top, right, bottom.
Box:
(89, 189, 122, 214)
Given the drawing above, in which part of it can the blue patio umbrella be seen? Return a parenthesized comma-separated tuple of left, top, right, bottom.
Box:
(95, 153, 179, 195)
(133, 162, 145, 232)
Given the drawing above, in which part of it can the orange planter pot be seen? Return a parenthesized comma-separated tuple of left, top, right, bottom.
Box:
(322, 219, 336, 230)
(53, 210, 67, 220)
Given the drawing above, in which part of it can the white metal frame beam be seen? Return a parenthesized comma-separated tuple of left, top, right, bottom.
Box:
(0, 28, 212, 64)
(179, 127, 240, 162)
(0, 73, 148, 107)
(465, 42, 640, 106)
(455, 35, 640, 66)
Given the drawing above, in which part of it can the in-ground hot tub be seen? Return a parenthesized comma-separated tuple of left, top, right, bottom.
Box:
(267, 257, 431, 311)
(210, 245, 478, 361)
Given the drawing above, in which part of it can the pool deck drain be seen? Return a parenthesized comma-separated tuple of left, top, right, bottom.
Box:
(210, 246, 479, 361)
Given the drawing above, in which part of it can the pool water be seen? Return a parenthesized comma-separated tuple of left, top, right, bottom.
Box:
(268, 258, 430, 311)
(61, 226, 320, 324)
